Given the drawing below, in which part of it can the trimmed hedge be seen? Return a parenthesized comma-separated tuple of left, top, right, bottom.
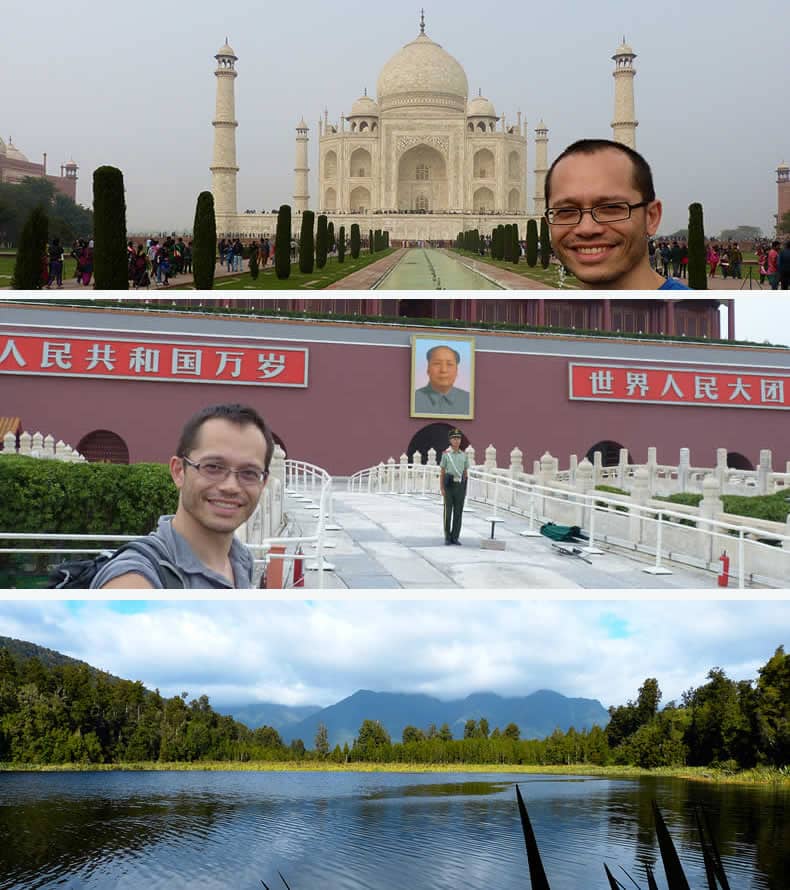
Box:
(0, 456, 178, 539)
(192, 191, 216, 290)
(92, 166, 128, 290)
(275, 204, 291, 279)
(299, 211, 315, 274)
(12, 205, 48, 289)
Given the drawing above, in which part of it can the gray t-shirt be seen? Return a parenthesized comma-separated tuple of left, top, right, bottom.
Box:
(90, 516, 255, 589)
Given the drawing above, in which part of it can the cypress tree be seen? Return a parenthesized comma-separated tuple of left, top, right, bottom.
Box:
(12, 205, 48, 289)
(350, 223, 361, 258)
(540, 217, 551, 269)
(274, 204, 291, 279)
(92, 165, 128, 289)
(384, 231, 389, 248)
(338, 225, 346, 263)
(316, 214, 328, 269)
(249, 245, 259, 279)
(369, 228, 374, 254)
(299, 210, 315, 273)
(192, 191, 217, 290)
(479, 232, 486, 255)
(688, 202, 707, 290)
(526, 219, 538, 267)
(511, 224, 520, 265)
(497, 225, 506, 260)
(327, 220, 335, 254)
(503, 224, 513, 261)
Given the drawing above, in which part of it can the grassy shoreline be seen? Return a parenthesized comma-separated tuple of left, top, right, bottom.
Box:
(2, 760, 787, 786)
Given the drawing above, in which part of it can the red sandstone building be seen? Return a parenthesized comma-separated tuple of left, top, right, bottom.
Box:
(1, 301, 786, 474)
(0, 137, 78, 202)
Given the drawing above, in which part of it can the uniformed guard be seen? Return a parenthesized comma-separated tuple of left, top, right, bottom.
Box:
(440, 428, 469, 545)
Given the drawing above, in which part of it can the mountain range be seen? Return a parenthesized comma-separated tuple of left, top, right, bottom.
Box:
(217, 688, 610, 747)
(1, 636, 610, 748)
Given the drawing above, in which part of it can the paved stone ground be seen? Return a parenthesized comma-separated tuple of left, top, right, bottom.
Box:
(324, 249, 407, 289)
(287, 487, 720, 590)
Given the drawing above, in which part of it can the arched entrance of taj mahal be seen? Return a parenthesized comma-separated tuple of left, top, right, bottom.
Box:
(397, 145, 448, 212)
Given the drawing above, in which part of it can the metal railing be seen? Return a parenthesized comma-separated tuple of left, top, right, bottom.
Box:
(347, 462, 790, 588)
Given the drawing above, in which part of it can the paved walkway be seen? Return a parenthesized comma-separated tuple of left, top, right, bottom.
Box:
(324, 249, 407, 289)
(290, 487, 718, 590)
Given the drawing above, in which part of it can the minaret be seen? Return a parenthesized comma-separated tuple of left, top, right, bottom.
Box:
(533, 120, 549, 217)
(210, 39, 239, 226)
(294, 119, 310, 212)
(776, 161, 789, 237)
(611, 37, 638, 149)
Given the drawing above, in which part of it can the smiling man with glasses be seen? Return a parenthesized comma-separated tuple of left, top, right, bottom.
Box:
(544, 138, 689, 290)
(92, 404, 274, 589)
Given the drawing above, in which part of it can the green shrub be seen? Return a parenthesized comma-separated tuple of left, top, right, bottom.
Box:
(275, 204, 291, 279)
(12, 205, 48, 289)
(540, 217, 551, 268)
(526, 219, 538, 267)
(337, 225, 345, 263)
(315, 214, 328, 269)
(350, 224, 360, 259)
(0, 457, 178, 547)
(369, 229, 374, 255)
(299, 211, 315, 274)
(192, 191, 217, 290)
(688, 202, 706, 290)
(92, 166, 128, 290)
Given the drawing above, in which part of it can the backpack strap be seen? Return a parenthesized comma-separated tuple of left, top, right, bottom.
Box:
(112, 539, 185, 589)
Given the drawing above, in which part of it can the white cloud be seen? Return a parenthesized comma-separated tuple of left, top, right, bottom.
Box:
(1, 601, 786, 710)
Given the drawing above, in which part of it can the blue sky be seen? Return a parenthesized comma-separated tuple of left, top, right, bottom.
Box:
(3, 0, 787, 234)
(1, 600, 785, 709)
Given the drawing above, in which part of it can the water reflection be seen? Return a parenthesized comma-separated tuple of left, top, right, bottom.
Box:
(0, 771, 786, 889)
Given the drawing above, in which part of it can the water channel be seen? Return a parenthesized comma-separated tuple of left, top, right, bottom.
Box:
(1, 770, 786, 888)
(375, 248, 502, 289)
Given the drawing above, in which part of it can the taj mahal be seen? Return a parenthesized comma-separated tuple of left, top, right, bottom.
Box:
(210, 14, 639, 242)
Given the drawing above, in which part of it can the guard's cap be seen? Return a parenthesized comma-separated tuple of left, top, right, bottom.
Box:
(449, 428, 462, 439)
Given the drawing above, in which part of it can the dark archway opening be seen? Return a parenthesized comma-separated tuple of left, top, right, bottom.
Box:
(726, 452, 753, 471)
(407, 423, 469, 463)
(399, 299, 434, 320)
(77, 430, 130, 464)
(585, 440, 630, 467)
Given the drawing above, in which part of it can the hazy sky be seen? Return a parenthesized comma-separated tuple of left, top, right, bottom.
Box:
(0, 600, 785, 709)
(4, 0, 787, 234)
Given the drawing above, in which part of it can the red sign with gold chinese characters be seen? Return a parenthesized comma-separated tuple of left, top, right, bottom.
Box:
(0, 331, 308, 387)
(569, 363, 789, 409)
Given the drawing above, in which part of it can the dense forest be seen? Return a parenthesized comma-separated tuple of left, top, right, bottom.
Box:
(0, 643, 787, 770)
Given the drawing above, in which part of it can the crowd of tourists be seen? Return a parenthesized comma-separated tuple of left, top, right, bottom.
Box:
(126, 237, 193, 288)
(647, 239, 689, 279)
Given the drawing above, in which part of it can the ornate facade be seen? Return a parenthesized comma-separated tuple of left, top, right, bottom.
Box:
(210, 20, 638, 242)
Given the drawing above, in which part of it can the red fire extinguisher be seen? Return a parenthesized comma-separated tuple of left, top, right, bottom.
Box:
(718, 551, 730, 588)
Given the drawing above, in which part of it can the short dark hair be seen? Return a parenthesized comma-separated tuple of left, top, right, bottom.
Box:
(544, 138, 656, 207)
(177, 403, 275, 472)
(426, 344, 461, 365)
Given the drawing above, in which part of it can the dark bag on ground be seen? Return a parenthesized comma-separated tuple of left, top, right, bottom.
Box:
(48, 540, 184, 589)
(539, 522, 587, 543)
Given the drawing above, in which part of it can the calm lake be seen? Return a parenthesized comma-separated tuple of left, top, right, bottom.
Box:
(0, 770, 787, 889)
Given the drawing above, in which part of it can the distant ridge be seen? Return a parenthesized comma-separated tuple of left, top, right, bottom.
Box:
(220, 688, 610, 747)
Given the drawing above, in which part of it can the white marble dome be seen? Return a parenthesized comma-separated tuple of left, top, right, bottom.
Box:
(468, 95, 496, 118)
(377, 32, 468, 112)
(5, 139, 28, 162)
(350, 94, 379, 116)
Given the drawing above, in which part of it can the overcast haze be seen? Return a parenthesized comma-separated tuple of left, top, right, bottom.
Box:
(4, 0, 787, 235)
(0, 601, 785, 710)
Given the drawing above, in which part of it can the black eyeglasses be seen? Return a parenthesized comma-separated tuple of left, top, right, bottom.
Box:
(181, 456, 269, 486)
(544, 201, 650, 226)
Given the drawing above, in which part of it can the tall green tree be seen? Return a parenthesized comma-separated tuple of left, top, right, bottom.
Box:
(755, 645, 790, 765)
(314, 722, 329, 757)
(526, 219, 538, 267)
(299, 210, 315, 274)
(337, 225, 346, 263)
(368, 228, 374, 254)
(92, 165, 128, 289)
(350, 223, 361, 259)
(327, 220, 335, 253)
(274, 204, 292, 279)
(540, 217, 551, 268)
(192, 191, 217, 290)
(687, 202, 707, 290)
(11, 205, 48, 289)
(315, 214, 328, 269)
(511, 224, 521, 265)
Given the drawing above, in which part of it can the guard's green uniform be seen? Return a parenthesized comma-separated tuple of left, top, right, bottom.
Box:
(440, 446, 469, 544)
